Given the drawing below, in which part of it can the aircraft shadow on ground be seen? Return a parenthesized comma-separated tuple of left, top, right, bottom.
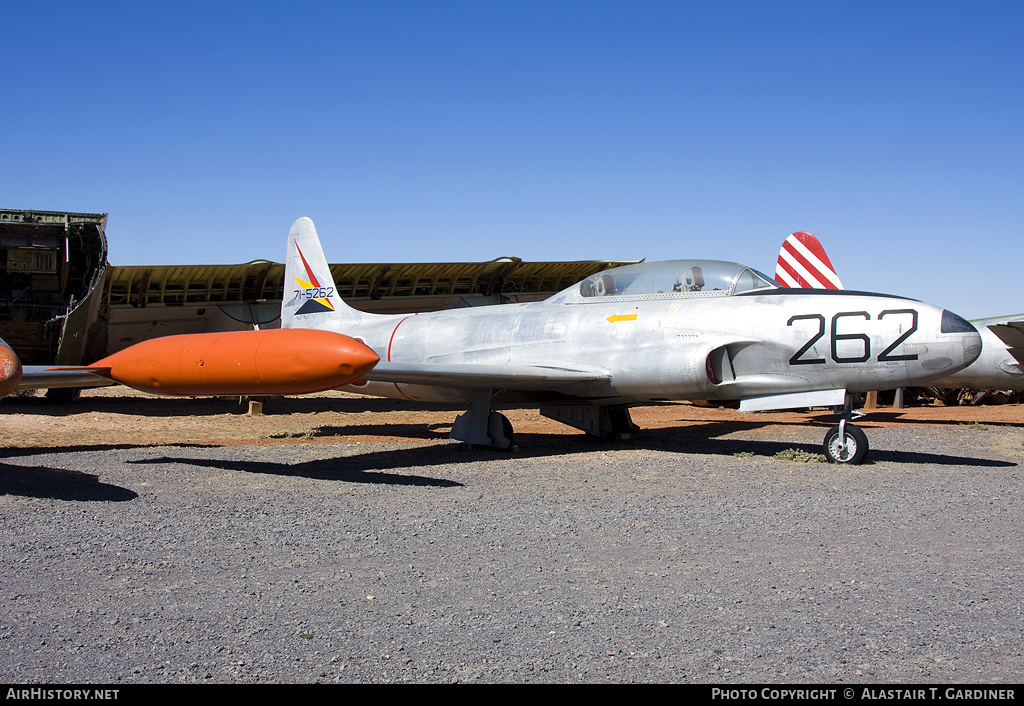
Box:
(0, 462, 138, 501)
(0, 395, 466, 418)
(635, 429, 1016, 467)
(1, 415, 1013, 497)
(129, 445, 472, 487)
(850, 411, 1024, 429)
(268, 423, 453, 441)
(127, 419, 1015, 482)
(0, 442, 220, 460)
(650, 418, 1018, 467)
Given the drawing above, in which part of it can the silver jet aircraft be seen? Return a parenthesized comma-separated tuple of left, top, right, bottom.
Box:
(283, 218, 982, 464)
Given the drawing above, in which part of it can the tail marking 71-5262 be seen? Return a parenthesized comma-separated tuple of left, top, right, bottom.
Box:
(292, 241, 337, 315)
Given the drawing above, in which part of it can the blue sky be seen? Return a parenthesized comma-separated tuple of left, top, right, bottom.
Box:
(3, 1, 1021, 319)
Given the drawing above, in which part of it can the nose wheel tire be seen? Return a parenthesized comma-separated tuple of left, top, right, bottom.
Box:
(823, 424, 868, 464)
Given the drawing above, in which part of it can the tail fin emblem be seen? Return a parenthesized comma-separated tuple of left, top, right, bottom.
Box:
(292, 240, 337, 314)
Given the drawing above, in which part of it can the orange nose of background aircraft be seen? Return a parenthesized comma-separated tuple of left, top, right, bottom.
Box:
(0, 338, 24, 397)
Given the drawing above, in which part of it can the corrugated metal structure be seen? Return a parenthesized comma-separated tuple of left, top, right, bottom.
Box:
(101, 257, 608, 309)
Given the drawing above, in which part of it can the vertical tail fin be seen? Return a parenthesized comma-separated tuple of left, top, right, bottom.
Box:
(775, 231, 844, 289)
(282, 217, 367, 330)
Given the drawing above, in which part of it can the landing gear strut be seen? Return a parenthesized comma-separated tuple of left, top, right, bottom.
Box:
(450, 389, 517, 450)
(539, 403, 638, 439)
(823, 394, 869, 464)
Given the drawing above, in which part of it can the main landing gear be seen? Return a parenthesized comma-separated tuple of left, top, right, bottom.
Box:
(823, 394, 868, 464)
(450, 389, 517, 450)
(449, 392, 639, 451)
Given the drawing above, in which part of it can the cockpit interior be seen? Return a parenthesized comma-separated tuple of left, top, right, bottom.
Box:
(570, 260, 779, 301)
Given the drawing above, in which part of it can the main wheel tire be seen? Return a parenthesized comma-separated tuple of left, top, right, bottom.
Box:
(484, 411, 516, 451)
(823, 424, 868, 464)
(499, 413, 514, 446)
(499, 413, 520, 452)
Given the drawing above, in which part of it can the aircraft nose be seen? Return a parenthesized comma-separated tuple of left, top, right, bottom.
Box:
(941, 309, 982, 366)
(0, 337, 23, 398)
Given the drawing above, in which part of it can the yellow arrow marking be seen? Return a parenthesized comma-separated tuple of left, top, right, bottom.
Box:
(606, 314, 637, 323)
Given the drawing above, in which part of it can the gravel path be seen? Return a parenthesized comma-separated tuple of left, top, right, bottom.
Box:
(1, 420, 1022, 683)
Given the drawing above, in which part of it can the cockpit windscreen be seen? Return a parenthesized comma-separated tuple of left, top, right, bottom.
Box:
(578, 260, 778, 299)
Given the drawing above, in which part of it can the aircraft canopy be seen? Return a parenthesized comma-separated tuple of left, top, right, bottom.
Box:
(573, 260, 778, 300)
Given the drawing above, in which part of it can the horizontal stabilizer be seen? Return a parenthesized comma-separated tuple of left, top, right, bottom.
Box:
(364, 361, 609, 390)
(738, 388, 847, 413)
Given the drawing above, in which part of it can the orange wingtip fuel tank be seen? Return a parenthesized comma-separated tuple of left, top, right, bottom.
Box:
(84, 329, 379, 396)
(0, 339, 24, 397)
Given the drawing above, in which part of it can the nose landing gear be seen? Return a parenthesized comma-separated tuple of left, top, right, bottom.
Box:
(823, 394, 869, 464)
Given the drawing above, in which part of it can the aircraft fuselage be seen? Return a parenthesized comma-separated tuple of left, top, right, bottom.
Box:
(337, 288, 981, 406)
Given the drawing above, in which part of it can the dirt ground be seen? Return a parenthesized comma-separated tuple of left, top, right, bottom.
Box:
(0, 386, 1020, 450)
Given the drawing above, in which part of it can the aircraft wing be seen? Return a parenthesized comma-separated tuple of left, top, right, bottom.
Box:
(987, 319, 1024, 370)
(17, 366, 116, 391)
(363, 361, 610, 391)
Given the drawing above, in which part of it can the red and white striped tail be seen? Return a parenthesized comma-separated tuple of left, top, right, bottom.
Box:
(775, 231, 844, 289)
